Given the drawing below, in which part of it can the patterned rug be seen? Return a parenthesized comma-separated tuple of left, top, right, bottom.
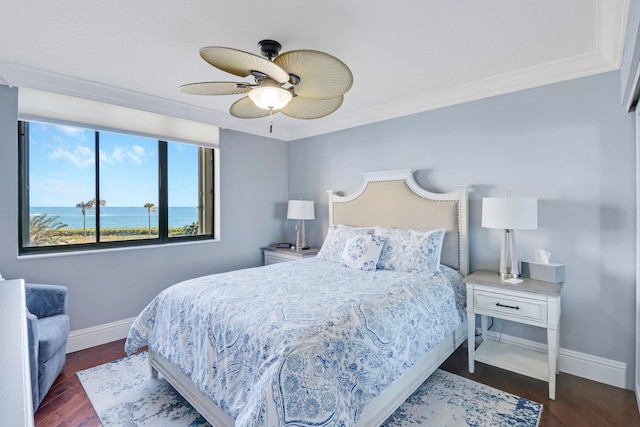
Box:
(77, 351, 542, 426)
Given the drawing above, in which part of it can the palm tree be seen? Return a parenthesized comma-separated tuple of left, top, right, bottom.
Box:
(76, 198, 106, 238)
(144, 202, 156, 235)
(29, 213, 67, 245)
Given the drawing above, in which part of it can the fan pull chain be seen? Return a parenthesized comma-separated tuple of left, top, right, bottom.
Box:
(269, 108, 274, 133)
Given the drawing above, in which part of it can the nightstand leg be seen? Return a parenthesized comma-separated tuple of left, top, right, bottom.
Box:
(547, 327, 558, 400)
(468, 311, 475, 373)
(480, 315, 488, 341)
(556, 319, 561, 374)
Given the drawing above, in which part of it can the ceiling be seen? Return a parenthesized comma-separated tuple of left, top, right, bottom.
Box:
(0, 0, 630, 141)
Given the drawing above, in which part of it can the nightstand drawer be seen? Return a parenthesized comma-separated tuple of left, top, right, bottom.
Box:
(261, 247, 320, 266)
(264, 253, 296, 265)
(474, 290, 546, 323)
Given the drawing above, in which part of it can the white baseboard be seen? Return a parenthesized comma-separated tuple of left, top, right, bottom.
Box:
(66, 318, 628, 389)
(66, 317, 136, 354)
(486, 331, 627, 389)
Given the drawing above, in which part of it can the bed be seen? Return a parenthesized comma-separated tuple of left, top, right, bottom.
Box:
(125, 169, 469, 426)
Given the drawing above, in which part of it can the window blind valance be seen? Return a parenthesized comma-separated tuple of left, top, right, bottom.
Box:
(18, 88, 219, 148)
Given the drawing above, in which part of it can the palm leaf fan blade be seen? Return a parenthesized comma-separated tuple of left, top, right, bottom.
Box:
(274, 50, 353, 99)
(179, 82, 251, 95)
(280, 96, 343, 119)
(230, 97, 272, 119)
(199, 47, 289, 84)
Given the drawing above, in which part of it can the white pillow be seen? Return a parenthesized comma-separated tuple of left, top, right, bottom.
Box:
(317, 224, 375, 263)
(375, 227, 445, 274)
(341, 234, 386, 271)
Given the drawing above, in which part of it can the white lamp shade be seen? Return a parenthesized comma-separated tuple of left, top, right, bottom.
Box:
(248, 86, 292, 110)
(482, 197, 537, 230)
(287, 200, 315, 220)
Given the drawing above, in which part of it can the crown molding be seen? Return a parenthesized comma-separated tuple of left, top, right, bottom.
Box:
(286, 51, 620, 141)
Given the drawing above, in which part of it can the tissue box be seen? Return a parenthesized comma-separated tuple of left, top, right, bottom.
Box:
(520, 261, 564, 283)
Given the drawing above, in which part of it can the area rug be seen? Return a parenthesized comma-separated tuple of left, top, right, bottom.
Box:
(77, 351, 542, 426)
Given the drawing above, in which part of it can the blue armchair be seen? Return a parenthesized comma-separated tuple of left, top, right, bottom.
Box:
(25, 283, 70, 411)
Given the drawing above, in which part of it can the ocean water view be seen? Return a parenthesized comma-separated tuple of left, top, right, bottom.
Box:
(31, 206, 198, 229)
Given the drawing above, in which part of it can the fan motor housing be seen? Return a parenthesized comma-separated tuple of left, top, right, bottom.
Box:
(258, 39, 282, 60)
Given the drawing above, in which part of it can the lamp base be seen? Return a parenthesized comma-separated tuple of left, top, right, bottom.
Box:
(499, 229, 520, 279)
(295, 220, 308, 251)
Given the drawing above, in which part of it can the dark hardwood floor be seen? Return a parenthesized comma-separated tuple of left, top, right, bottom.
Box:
(35, 339, 640, 426)
(440, 343, 640, 427)
(34, 340, 129, 427)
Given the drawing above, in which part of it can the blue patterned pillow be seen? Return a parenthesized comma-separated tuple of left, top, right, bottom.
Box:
(341, 234, 386, 271)
(317, 225, 375, 263)
(375, 227, 445, 274)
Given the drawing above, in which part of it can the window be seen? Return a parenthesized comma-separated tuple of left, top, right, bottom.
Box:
(18, 120, 215, 254)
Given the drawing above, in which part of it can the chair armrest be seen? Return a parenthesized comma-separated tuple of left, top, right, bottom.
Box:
(25, 283, 68, 318)
(26, 311, 39, 402)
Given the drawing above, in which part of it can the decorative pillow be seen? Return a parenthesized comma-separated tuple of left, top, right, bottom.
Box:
(375, 227, 445, 274)
(341, 235, 386, 271)
(316, 224, 375, 263)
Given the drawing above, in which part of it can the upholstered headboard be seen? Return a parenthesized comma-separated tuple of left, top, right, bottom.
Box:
(327, 169, 469, 276)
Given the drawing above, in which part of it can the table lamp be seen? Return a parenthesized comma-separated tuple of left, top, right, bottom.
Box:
(287, 200, 315, 250)
(482, 197, 538, 279)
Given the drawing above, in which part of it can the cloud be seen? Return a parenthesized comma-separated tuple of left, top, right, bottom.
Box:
(49, 145, 95, 168)
(126, 145, 145, 165)
(100, 145, 146, 166)
(132, 145, 145, 156)
(56, 125, 86, 137)
(29, 177, 93, 206)
(51, 142, 147, 169)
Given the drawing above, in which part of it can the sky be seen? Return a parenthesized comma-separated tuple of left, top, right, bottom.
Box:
(28, 122, 199, 207)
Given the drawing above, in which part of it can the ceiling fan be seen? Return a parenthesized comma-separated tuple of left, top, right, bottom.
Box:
(179, 39, 353, 132)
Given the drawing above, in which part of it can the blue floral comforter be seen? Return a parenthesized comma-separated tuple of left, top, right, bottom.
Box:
(125, 258, 466, 426)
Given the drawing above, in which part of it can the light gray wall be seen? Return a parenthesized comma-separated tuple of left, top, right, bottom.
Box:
(288, 71, 637, 389)
(0, 86, 289, 330)
(1, 70, 636, 388)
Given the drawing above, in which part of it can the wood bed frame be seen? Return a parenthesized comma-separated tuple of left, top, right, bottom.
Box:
(148, 168, 469, 426)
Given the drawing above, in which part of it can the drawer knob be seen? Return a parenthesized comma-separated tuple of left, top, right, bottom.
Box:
(496, 302, 520, 310)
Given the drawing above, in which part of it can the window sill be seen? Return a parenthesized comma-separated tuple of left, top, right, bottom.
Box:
(17, 237, 220, 260)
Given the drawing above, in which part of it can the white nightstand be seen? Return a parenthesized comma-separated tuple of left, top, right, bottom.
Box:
(260, 246, 320, 266)
(464, 270, 562, 399)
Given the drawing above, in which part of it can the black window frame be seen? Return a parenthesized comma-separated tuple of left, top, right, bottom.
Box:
(18, 120, 216, 255)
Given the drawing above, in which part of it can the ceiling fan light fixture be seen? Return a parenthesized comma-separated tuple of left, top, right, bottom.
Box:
(182, 40, 353, 126)
(248, 86, 292, 110)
